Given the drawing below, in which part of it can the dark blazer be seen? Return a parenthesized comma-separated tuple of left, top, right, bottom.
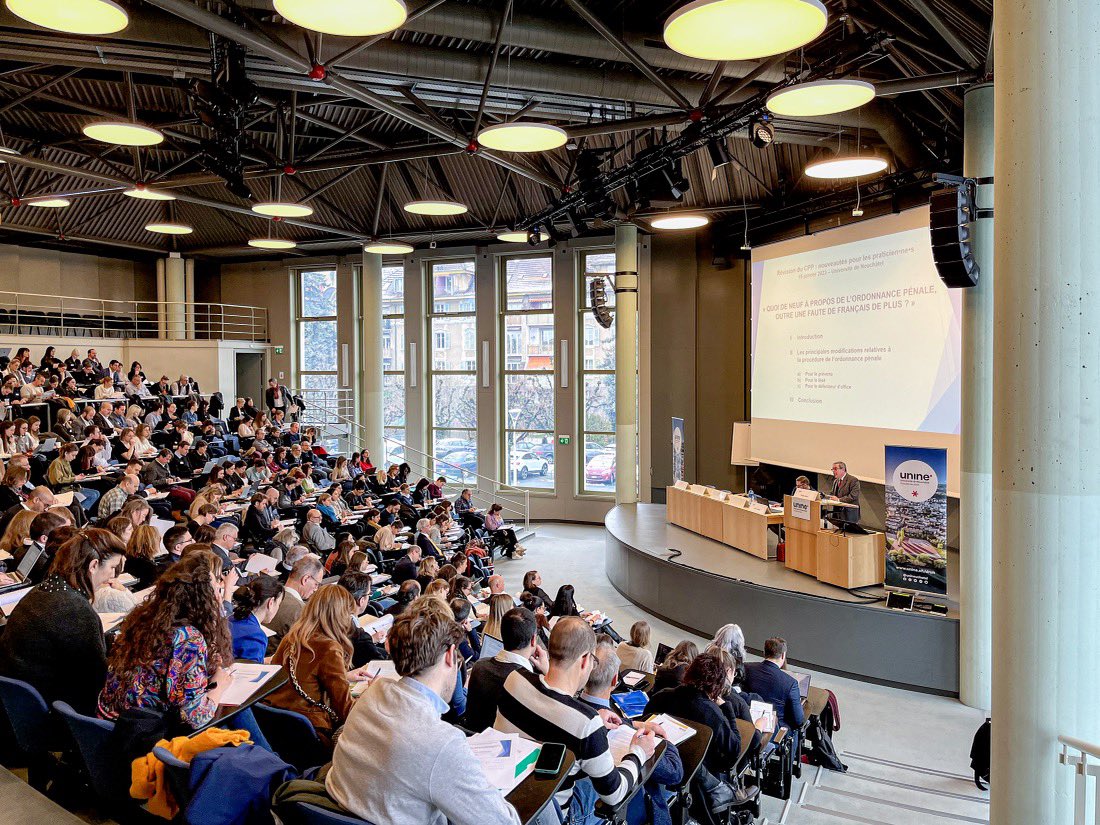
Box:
(140, 460, 173, 486)
(416, 532, 444, 561)
(742, 660, 805, 730)
(242, 505, 278, 546)
(392, 555, 418, 584)
(93, 413, 116, 436)
(265, 385, 290, 411)
(828, 472, 861, 522)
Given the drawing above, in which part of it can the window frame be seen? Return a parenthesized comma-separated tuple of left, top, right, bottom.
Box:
(380, 262, 406, 464)
(577, 248, 618, 498)
(499, 252, 556, 492)
(426, 257, 479, 484)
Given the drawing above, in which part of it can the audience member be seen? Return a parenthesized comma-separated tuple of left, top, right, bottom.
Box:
(267, 584, 366, 746)
(98, 550, 234, 729)
(742, 637, 805, 733)
(464, 607, 546, 733)
(326, 597, 522, 825)
(267, 555, 324, 653)
(0, 529, 122, 713)
(230, 576, 285, 662)
(653, 641, 699, 693)
(617, 620, 655, 672)
(495, 617, 654, 810)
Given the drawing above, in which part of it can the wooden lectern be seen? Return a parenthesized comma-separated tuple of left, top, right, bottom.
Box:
(783, 494, 821, 576)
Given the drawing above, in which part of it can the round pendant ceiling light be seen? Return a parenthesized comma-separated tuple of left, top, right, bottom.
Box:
(496, 231, 529, 243)
(649, 213, 710, 230)
(272, 0, 406, 36)
(403, 199, 468, 216)
(145, 222, 194, 235)
(663, 0, 827, 60)
(805, 154, 888, 179)
(27, 198, 70, 208)
(767, 79, 876, 117)
(248, 238, 297, 250)
(82, 121, 164, 147)
(123, 186, 175, 201)
(364, 240, 415, 254)
(477, 122, 568, 153)
(5, 0, 128, 34)
(251, 201, 314, 218)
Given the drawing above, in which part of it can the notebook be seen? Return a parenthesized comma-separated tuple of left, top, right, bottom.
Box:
(611, 690, 650, 719)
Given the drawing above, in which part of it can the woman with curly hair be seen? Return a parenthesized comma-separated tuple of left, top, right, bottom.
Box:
(266, 584, 367, 746)
(97, 549, 234, 730)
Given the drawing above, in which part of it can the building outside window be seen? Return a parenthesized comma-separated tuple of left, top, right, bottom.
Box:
(381, 264, 405, 465)
(578, 251, 617, 494)
(501, 254, 555, 490)
(428, 259, 478, 484)
(297, 268, 340, 451)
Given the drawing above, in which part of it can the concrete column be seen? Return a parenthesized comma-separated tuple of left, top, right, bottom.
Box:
(163, 255, 186, 341)
(360, 250, 385, 457)
(155, 258, 166, 338)
(959, 82, 993, 711)
(991, 0, 1100, 820)
(183, 258, 195, 340)
(615, 223, 639, 504)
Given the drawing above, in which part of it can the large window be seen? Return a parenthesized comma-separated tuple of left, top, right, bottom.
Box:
(381, 264, 405, 465)
(501, 255, 555, 489)
(297, 269, 340, 449)
(428, 259, 478, 483)
(579, 251, 617, 494)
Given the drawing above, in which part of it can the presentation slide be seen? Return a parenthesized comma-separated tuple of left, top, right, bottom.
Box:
(750, 208, 961, 493)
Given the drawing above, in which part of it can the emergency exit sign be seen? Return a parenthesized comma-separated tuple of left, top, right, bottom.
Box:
(558, 435, 571, 445)
(274, 345, 284, 354)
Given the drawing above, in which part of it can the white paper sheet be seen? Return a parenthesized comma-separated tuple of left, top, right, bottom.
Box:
(221, 662, 282, 706)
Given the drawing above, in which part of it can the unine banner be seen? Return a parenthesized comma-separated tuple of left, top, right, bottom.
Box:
(884, 445, 949, 595)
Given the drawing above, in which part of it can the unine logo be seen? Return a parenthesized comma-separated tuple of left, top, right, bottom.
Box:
(892, 459, 938, 502)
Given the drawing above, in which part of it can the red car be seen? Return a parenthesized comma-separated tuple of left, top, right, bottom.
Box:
(584, 452, 616, 484)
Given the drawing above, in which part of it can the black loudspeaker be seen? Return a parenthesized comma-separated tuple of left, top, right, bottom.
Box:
(929, 184, 980, 288)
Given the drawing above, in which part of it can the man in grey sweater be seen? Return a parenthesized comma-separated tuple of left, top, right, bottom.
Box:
(326, 597, 521, 825)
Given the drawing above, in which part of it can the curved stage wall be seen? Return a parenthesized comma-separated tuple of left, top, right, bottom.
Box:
(605, 503, 959, 695)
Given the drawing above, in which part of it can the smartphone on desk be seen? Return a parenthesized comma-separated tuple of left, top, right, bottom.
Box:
(534, 742, 567, 776)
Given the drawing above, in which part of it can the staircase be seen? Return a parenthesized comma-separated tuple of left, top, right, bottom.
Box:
(755, 752, 989, 825)
(293, 387, 534, 542)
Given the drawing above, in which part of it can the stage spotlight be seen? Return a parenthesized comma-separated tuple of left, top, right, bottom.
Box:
(750, 118, 775, 148)
(707, 138, 732, 179)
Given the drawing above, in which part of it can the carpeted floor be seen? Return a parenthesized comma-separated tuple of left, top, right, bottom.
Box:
(496, 522, 990, 825)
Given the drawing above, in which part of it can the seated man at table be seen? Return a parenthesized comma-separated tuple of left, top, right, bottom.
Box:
(464, 607, 546, 733)
(496, 617, 656, 812)
(580, 643, 683, 825)
(326, 597, 521, 825)
(742, 637, 805, 743)
(392, 544, 421, 585)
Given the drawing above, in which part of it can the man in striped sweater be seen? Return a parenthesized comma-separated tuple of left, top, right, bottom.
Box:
(495, 617, 657, 811)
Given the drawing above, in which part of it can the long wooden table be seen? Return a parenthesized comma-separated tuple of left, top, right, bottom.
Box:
(666, 485, 782, 560)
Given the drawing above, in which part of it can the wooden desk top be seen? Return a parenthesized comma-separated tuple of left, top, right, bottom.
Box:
(507, 750, 576, 825)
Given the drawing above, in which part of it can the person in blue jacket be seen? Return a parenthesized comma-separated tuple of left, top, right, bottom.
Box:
(230, 576, 285, 663)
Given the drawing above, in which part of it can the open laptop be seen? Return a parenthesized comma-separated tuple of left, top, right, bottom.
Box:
(479, 633, 504, 660)
(793, 671, 811, 699)
(0, 544, 44, 593)
(654, 642, 674, 666)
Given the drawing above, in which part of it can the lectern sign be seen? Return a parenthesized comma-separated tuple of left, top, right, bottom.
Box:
(791, 488, 817, 521)
(884, 445, 949, 595)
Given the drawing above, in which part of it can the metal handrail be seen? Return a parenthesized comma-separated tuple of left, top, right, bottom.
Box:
(1059, 735, 1100, 824)
(291, 386, 531, 530)
(0, 291, 268, 341)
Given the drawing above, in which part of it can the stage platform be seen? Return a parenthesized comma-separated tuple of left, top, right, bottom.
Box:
(605, 503, 960, 695)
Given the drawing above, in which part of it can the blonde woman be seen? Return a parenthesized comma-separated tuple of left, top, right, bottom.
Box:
(0, 509, 37, 556)
(482, 593, 514, 641)
(124, 404, 144, 429)
(267, 585, 368, 746)
(423, 578, 449, 602)
(416, 556, 440, 591)
(374, 523, 396, 554)
(617, 620, 655, 673)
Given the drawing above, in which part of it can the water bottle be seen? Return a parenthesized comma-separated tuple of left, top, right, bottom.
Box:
(748, 489, 756, 503)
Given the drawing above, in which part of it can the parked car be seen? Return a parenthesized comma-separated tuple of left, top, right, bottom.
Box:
(585, 440, 612, 463)
(528, 442, 555, 463)
(434, 438, 473, 458)
(510, 450, 549, 480)
(436, 450, 477, 478)
(584, 452, 616, 484)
